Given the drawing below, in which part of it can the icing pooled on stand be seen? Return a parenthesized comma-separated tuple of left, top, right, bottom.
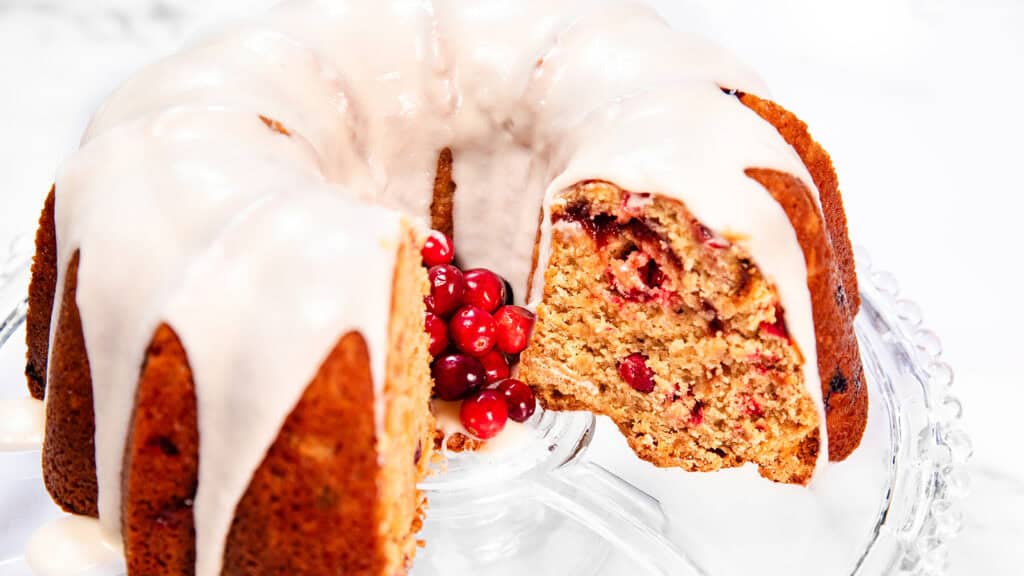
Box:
(26, 516, 124, 576)
(0, 397, 44, 451)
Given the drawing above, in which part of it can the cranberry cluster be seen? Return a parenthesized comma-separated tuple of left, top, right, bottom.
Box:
(421, 230, 538, 440)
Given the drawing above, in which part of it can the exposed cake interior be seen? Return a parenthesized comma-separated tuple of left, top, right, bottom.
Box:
(520, 181, 820, 484)
(378, 224, 436, 570)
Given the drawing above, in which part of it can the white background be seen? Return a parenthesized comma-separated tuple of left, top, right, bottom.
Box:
(0, 0, 1021, 572)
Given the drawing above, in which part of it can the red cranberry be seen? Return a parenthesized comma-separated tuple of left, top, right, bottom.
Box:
(460, 389, 508, 439)
(494, 305, 535, 354)
(666, 383, 683, 404)
(695, 222, 729, 249)
(462, 268, 506, 313)
(478, 349, 510, 384)
(424, 313, 448, 357)
(618, 353, 656, 393)
(502, 278, 515, 305)
(426, 265, 464, 318)
(639, 258, 666, 290)
(421, 230, 454, 267)
(449, 305, 496, 356)
(696, 223, 713, 242)
(496, 379, 536, 423)
(759, 304, 789, 340)
(744, 395, 763, 418)
(431, 353, 485, 400)
(689, 402, 704, 426)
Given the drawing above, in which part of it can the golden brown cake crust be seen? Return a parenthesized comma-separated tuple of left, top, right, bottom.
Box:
(26, 185, 56, 400)
(122, 323, 199, 575)
(124, 330, 403, 575)
(737, 91, 860, 313)
(222, 331, 388, 576)
(430, 148, 456, 237)
(42, 250, 99, 517)
(745, 168, 867, 461)
(736, 92, 868, 461)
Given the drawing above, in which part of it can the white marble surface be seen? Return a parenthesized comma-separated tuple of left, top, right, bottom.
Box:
(0, 0, 1020, 573)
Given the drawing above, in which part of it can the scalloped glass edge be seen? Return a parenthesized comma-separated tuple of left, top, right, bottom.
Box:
(850, 244, 970, 576)
(0, 232, 970, 575)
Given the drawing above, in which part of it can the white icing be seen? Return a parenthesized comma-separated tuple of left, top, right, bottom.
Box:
(25, 516, 124, 576)
(479, 418, 536, 455)
(431, 399, 537, 456)
(43, 0, 833, 573)
(432, 399, 468, 438)
(441, 0, 768, 296)
(262, 0, 455, 219)
(83, 25, 367, 186)
(0, 397, 44, 451)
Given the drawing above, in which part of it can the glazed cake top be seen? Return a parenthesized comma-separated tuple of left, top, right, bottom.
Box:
(50, 1, 824, 573)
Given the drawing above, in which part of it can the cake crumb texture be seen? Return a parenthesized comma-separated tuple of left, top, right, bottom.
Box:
(519, 182, 820, 484)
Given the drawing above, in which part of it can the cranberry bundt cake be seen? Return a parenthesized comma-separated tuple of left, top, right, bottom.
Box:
(24, 0, 866, 573)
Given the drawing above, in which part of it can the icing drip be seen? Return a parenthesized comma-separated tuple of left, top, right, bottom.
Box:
(52, 105, 329, 537)
(165, 191, 402, 576)
(45, 0, 832, 573)
(25, 516, 124, 576)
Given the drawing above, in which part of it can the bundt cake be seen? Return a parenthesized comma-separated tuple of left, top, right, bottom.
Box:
(24, 0, 866, 573)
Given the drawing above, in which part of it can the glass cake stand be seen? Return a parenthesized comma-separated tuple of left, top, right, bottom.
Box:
(0, 229, 970, 576)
